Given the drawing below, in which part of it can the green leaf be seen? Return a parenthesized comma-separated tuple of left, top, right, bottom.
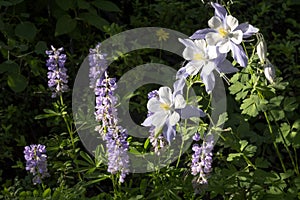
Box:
(240, 95, 267, 117)
(79, 12, 108, 31)
(77, 0, 90, 9)
(140, 179, 147, 195)
(229, 81, 243, 95)
(227, 153, 242, 161)
(42, 188, 51, 198)
(80, 151, 94, 165)
(55, 15, 77, 36)
(55, 0, 74, 10)
(15, 22, 37, 41)
(239, 140, 248, 152)
(7, 73, 28, 92)
(143, 138, 150, 149)
(216, 112, 228, 127)
(283, 97, 298, 112)
(0, 60, 19, 73)
(92, 0, 120, 12)
(35, 41, 47, 55)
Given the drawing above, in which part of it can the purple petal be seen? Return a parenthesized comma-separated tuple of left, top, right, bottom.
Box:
(180, 105, 206, 119)
(217, 59, 238, 74)
(200, 71, 215, 94)
(235, 23, 259, 38)
(190, 28, 213, 40)
(163, 120, 176, 144)
(173, 77, 186, 96)
(230, 42, 248, 67)
(211, 2, 227, 20)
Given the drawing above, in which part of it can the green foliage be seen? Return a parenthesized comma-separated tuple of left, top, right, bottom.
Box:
(1, 0, 300, 199)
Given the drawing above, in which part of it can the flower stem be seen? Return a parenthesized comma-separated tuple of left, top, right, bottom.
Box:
(264, 111, 286, 172)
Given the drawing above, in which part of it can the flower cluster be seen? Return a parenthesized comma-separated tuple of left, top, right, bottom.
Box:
(24, 144, 49, 185)
(177, 2, 259, 93)
(191, 133, 214, 187)
(90, 44, 130, 183)
(88, 43, 108, 89)
(46, 45, 68, 98)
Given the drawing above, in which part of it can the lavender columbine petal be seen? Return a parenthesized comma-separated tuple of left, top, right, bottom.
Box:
(190, 28, 214, 40)
(211, 2, 227, 20)
(230, 42, 248, 67)
(235, 23, 259, 38)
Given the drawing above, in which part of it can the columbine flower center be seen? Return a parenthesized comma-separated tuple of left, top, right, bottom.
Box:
(160, 103, 170, 111)
(218, 28, 228, 37)
(193, 53, 203, 61)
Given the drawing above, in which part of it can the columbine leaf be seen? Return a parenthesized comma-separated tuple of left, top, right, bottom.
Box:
(240, 94, 267, 117)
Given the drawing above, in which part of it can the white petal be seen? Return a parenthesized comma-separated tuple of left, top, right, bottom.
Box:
(151, 111, 168, 127)
(207, 45, 218, 59)
(230, 30, 243, 44)
(178, 38, 195, 48)
(226, 15, 239, 31)
(174, 94, 186, 109)
(147, 98, 161, 112)
(186, 62, 203, 76)
(218, 40, 230, 53)
(201, 61, 216, 76)
(206, 32, 222, 46)
(168, 112, 180, 126)
(158, 87, 172, 105)
(208, 16, 222, 29)
(194, 39, 207, 50)
(182, 47, 195, 60)
(141, 115, 155, 127)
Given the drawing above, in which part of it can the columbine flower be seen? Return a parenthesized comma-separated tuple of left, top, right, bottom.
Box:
(264, 59, 275, 84)
(146, 90, 167, 155)
(89, 43, 108, 89)
(142, 86, 186, 143)
(24, 144, 49, 185)
(90, 43, 129, 183)
(190, 2, 259, 67)
(46, 45, 68, 98)
(177, 38, 238, 93)
(191, 134, 214, 188)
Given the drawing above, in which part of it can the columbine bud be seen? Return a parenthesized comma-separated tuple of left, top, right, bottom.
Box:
(264, 59, 275, 84)
(257, 40, 267, 64)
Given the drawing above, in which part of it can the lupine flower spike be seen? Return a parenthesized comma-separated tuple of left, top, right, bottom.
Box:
(46, 46, 68, 98)
(24, 144, 50, 185)
(90, 43, 130, 183)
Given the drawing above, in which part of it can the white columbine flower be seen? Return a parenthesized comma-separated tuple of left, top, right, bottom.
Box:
(177, 38, 238, 93)
(142, 86, 186, 143)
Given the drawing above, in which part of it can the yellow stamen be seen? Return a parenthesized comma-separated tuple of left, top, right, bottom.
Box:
(160, 103, 170, 110)
(218, 28, 228, 37)
(193, 53, 203, 61)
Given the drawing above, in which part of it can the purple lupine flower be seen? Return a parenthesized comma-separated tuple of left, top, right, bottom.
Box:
(191, 134, 214, 188)
(106, 126, 130, 183)
(90, 43, 130, 183)
(190, 2, 259, 67)
(89, 43, 108, 89)
(46, 46, 68, 98)
(24, 144, 50, 185)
